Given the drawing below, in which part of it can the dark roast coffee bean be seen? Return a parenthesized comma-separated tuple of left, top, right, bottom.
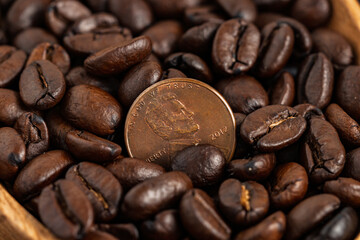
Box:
(67, 13, 119, 35)
(83, 230, 118, 240)
(13, 150, 73, 201)
(164, 52, 212, 84)
(66, 162, 122, 221)
(46, 0, 91, 36)
(39, 179, 94, 239)
(106, 157, 165, 191)
(325, 103, 360, 146)
(146, 0, 202, 18)
(293, 103, 325, 120)
(109, 0, 153, 34)
(344, 148, 360, 181)
(84, 36, 151, 76)
(184, 5, 224, 27)
(140, 209, 185, 240)
(323, 177, 360, 208)
(99, 223, 139, 240)
(234, 211, 286, 240)
(0, 45, 26, 88)
(212, 19, 260, 75)
(171, 144, 225, 187)
(270, 72, 295, 106)
(268, 162, 308, 209)
(61, 85, 122, 136)
(336, 66, 360, 123)
(13, 28, 57, 54)
(14, 112, 49, 161)
(0, 127, 26, 181)
(291, 0, 331, 29)
(300, 117, 345, 184)
(143, 21, 183, 59)
(121, 171, 192, 221)
(312, 28, 353, 69)
(285, 194, 340, 240)
(180, 189, 231, 240)
(219, 179, 269, 226)
(19, 60, 66, 110)
(118, 61, 162, 108)
(297, 53, 334, 109)
(227, 153, 276, 181)
(216, 0, 257, 22)
(240, 105, 306, 152)
(0, 89, 28, 126)
(65, 130, 122, 163)
(216, 75, 268, 114)
(161, 68, 187, 80)
(26, 42, 70, 75)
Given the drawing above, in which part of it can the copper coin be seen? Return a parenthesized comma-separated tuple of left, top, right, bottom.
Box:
(125, 78, 236, 169)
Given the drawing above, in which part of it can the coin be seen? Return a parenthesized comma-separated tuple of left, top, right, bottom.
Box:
(125, 78, 236, 169)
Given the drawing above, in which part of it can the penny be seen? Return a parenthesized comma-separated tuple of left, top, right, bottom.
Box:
(125, 78, 236, 169)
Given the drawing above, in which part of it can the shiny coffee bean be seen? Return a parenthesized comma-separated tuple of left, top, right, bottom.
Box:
(234, 211, 286, 240)
(0, 45, 26, 88)
(146, 0, 202, 18)
(106, 157, 165, 191)
(19, 60, 66, 110)
(180, 189, 231, 240)
(0, 127, 26, 181)
(99, 223, 139, 240)
(227, 153, 276, 181)
(216, 0, 257, 22)
(240, 105, 306, 152)
(83, 230, 118, 240)
(67, 13, 119, 35)
(13, 28, 57, 54)
(61, 85, 122, 136)
(39, 179, 94, 239)
(268, 162, 308, 209)
(184, 5, 224, 27)
(161, 68, 187, 80)
(121, 171, 192, 221)
(293, 103, 325, 120)
(0, 89, 28, 126)
(66, 162, 122, 221)
(84, 36, 151, 76)
(219, 179, 269, 226)
(291, 0, 331, 29)
(14, 112, 49, 161)
(323, 177, 360, 208)
(344, 148, 360, 181)
(172, 144, 226, 187)
(300, 117, 345, 184)
(213, 19, 260, 75)
(270, 72, 295, 106)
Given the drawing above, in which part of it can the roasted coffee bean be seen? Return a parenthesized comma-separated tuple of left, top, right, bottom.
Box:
(109, 0, 153, 34)
(0, 89, 28, 126)
(39, 179, 94, 239)
(216, 75, 268, 114)
(19, 60, 66, 110)
(227, 153, 276, 181)
(293, 103, 325, 120)
(255, 22, 294, 78)
(14, 112, 49, 161)
(219, 179, 269, 227)
(213, 19, 260, 75)
(234, 211, 286, 240)
(67, 13, 119, 35)
(84, 36, 151, 76)
(61, 85, 122, 136)
(344, 148, 360, 181)
(0, 45, 26, 88)
(99, 223, 139, 240)
(300, 117, 345, 184)
(140, 209, 184, 240)
(171, 144, 225, 187)
(164, 52, 212, 84)
(291, 0, 331, 29)
(312, 28, 353, 69)
(304, 207, 358, 240)
(66, 162, 122, 221)
(65, 130, 122, 163)
(253, 0, 292, 11)
(161, 68, 187, 80)
(325, 103, 360, 146)
(0, 127, 26, 181)
(26, 42, 70, 75)
(146, 0, 202, 18)
(336, 66, 360, 123)
(143, 21, 183, 59)
(83, 230, 118, 240)
(13, 28, 57, 54)
(118, 61, 162, 108)
(106, 157, 165, 191)
(240, 105, 306, 152)
(121, 171, 192, 221)
(216, 0, 257, 22)
(269, 72, 295, 106)
(323, 177, 360, 208)
(297, 53, 334, 109)
(184, 5, 224, 27)
(180, 189, 231, 240)
(268, 162, 308, 209)
(46, 0, 91, 36)
(285, 194, 340, 240)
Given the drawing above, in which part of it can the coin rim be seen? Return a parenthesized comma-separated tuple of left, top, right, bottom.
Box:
(124, 78, 236, 162)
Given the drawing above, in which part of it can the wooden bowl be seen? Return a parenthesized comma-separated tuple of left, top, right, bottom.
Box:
(1, 0, 360, 239)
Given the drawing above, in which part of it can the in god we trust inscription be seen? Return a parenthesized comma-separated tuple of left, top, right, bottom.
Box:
(125, 78, 236, 169)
